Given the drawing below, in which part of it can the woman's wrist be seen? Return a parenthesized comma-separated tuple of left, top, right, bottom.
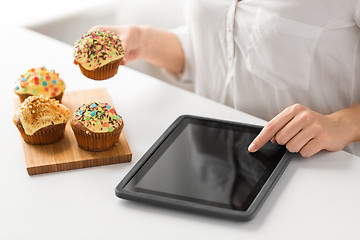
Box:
(136, 25, 184, 75)
(137, 25, 153, 61)
(137, 25, 167, 64)
(327, 104, 360, 145)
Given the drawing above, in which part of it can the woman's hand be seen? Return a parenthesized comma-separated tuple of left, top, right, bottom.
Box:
(89, 25, 184, 75)
(248, 103, 360, 157)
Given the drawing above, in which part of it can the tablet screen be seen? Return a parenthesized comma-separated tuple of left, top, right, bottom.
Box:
(122, 116, 287, 212)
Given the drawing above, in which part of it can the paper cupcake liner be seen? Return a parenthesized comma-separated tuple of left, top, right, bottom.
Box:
(70, 120, 124, 152)
(77, 58, 122, 81)
(16, 92, 64, 103)
(14, 118, 66, 145)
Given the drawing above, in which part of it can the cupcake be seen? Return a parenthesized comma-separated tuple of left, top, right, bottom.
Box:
(13, 95, 70, 145)
(74, 29, 125, 80)
(14, 67, 66, 103)
(70, 102, 124, 151)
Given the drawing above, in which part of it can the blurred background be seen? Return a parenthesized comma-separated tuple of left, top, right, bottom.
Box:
(2, 0, 192, 90)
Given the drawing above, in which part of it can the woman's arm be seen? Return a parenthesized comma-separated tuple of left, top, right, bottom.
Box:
(248, 103, 360, 157)
(90, 25, 185, 75)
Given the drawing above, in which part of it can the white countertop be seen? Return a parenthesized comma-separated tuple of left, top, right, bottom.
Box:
(1, 25, 360, 239)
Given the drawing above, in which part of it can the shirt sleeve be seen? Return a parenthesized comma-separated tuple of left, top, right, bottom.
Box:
(169, 25, 194, 84)
(355, 1, 360, 27)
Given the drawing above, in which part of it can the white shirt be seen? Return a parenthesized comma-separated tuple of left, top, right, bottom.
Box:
(173, 0, 360, 155)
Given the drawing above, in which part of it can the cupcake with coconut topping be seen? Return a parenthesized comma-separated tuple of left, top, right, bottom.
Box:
(13, 95, 70, 145)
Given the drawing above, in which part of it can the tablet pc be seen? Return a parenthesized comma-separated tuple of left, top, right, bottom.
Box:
(115, 115, 294, 221)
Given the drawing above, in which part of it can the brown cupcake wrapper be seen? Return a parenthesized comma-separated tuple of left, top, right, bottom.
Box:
(16, 92, 64, 103)
(14, 117, 66, 145)
(70, 120, 124, 152)
(77, 58, 122, 81)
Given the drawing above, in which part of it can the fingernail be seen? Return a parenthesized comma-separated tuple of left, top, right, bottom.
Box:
(248, 143, 256, 152)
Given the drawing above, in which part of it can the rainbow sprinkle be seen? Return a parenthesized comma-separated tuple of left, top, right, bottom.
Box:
(14, 66, 65, 98)
(74, 29, 125, 71)
(74, 102, 123, 133)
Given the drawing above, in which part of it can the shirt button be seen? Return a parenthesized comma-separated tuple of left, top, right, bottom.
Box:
(228, 55, 232, 60)
(227, 27, 232, 32)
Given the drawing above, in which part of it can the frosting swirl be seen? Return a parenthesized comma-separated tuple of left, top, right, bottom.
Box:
(14, 67, 66, 98)
(73, 102, 123, 133)
(74, 29, 125, 71)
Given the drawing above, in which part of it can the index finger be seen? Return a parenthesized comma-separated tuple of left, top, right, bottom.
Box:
(248, 108, 295, 152)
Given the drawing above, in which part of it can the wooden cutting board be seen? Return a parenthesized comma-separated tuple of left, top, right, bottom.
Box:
(14, 88, 132, 175)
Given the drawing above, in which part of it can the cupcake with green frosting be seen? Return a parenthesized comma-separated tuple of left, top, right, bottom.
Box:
(70, 102, 124, 151)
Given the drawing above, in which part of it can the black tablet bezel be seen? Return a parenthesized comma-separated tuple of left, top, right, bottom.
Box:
(115, 115, 294, 221)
